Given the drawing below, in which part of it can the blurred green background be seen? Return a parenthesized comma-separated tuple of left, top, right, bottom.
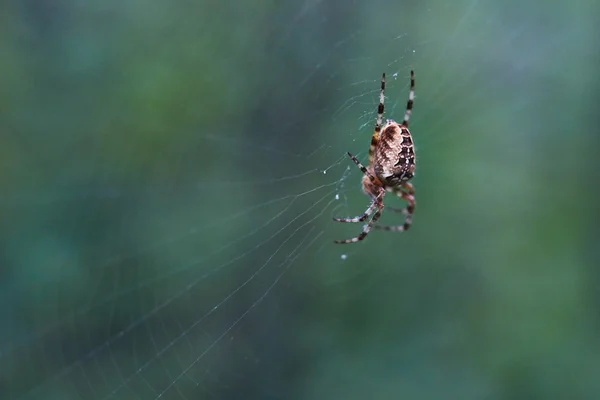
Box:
(2, 0, 599, 399)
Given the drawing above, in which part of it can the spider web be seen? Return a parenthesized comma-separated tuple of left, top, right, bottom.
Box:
(2, 0, 598, 399)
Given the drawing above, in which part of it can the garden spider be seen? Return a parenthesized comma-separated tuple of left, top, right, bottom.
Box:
(333, 71, 416, 244)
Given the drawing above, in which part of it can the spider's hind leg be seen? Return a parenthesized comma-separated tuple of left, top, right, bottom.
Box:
(346, 152, 380, 186)
(369, 73, 386, 166)
(402, 70, 415, 127)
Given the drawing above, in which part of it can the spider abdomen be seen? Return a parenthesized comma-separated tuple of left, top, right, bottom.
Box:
(373, 121, 415, 186)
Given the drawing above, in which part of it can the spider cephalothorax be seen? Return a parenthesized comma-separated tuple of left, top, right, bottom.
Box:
(333, 71, 416, 244)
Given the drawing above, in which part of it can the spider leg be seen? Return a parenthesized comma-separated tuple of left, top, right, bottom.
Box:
(402, 182, 415, 195)
(402, 70, 415, 128)
(384, 182, 414, 213)
(333, 198, 377, 223)
(346, 152, 380, 186)
(334, 198, 384, 244)
(385, 205, 410, 214)
(368, 73, 386, 166)
(375, 184, 415, 232)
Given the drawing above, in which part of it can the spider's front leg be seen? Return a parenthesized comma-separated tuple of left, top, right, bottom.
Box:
(333, 151, 386, 243)
(375, 183, 415, 232)
(334, 199, 384, 244)
(384, 182, 414, 214)
(333, 155, 383, 224)
(333, 199, 378, 223)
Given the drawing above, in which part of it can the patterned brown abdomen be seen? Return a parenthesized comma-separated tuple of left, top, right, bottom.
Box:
(373, 122, 415, 187)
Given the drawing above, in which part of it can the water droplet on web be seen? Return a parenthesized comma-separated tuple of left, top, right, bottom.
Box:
(340, 254, 347, 260)
(335, 194, 339, 200)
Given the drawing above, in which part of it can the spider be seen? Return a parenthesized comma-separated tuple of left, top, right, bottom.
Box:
(333, 70, 416, 244)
